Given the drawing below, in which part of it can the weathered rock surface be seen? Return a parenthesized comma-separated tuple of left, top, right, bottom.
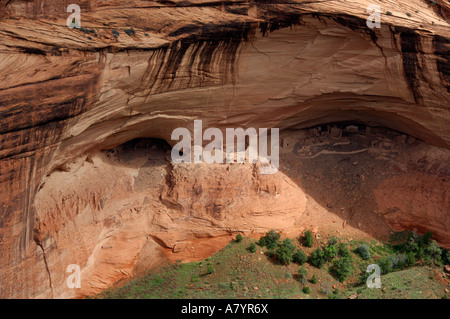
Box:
(0, 0, 449, 298)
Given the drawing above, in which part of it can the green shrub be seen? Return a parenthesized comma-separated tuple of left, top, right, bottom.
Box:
(206, 265, 214, 274)
(355, 244, 371, 260)
(276, 248, 292, 265)
(338, 243, 351, 258)
(235, 233, 243, 243)
(405, 233, 420, 253)
(390, 253, 407, 269)
(259, 230, 280, 250)
(358, 268, 371, 285)
(405, 230, 434, 256)
(266, 230, 281, 245)
(417, 247, 427, 260)
(324, 244, 338, 261)
(378, 256, 393, 274)
(249, 242, 256, 253)
(398, 253, 407, 268)
(310, 248, 326, 269)
(293, 249, 308, 265)
(297, 266, 308, 284)
(112, 29, 119, 36)
(276, 239, 296, 265)
(421, 231, 433, 246)
(258, 236, 267, 247)
(124, 27, 136, 36)
(303, 230, 314, 248)
(266, 250, 275, 258)
(311, 274, 317, 284)
(303, 286, 311, 294)
(425, 240, 442, 264)
(331, 256, 353, 282)
(406, 252, 416, 267)
(283, 238, 296, 251)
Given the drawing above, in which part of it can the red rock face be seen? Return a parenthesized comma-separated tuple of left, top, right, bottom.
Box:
(0, 0, 449, 298)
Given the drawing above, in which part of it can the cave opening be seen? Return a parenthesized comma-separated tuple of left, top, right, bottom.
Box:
(106, 137, 172, 153)
(100, 137, 172, 164)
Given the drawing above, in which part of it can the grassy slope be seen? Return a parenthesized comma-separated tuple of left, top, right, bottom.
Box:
(346, 266, 448, 299)
(97, 236, 450, 299)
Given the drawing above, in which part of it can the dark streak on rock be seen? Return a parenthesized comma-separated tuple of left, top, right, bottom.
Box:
(144, 22, 253, 94)
(254, 11, 435, 105)
(433, 35, 450, 93)
(168, 24, 203, 38)
(396, 27, 424, 104)
(259, 10, 303, 36)
(0, 97, 86, 136)
(224, 4, 249, 16)
(17, 46, 47, 56)
(331, 15, 386, 59)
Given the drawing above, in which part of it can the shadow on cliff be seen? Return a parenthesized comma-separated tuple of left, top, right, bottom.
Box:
(276, 122, 450, 245)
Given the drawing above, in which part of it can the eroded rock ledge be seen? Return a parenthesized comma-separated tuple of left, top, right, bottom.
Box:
(0, 0, 449, 298)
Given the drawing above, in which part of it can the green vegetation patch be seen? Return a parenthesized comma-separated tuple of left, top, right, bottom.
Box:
(96, 231, 449, 299)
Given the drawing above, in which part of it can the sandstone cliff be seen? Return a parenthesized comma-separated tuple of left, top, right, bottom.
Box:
(0, 0, 449, 298)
